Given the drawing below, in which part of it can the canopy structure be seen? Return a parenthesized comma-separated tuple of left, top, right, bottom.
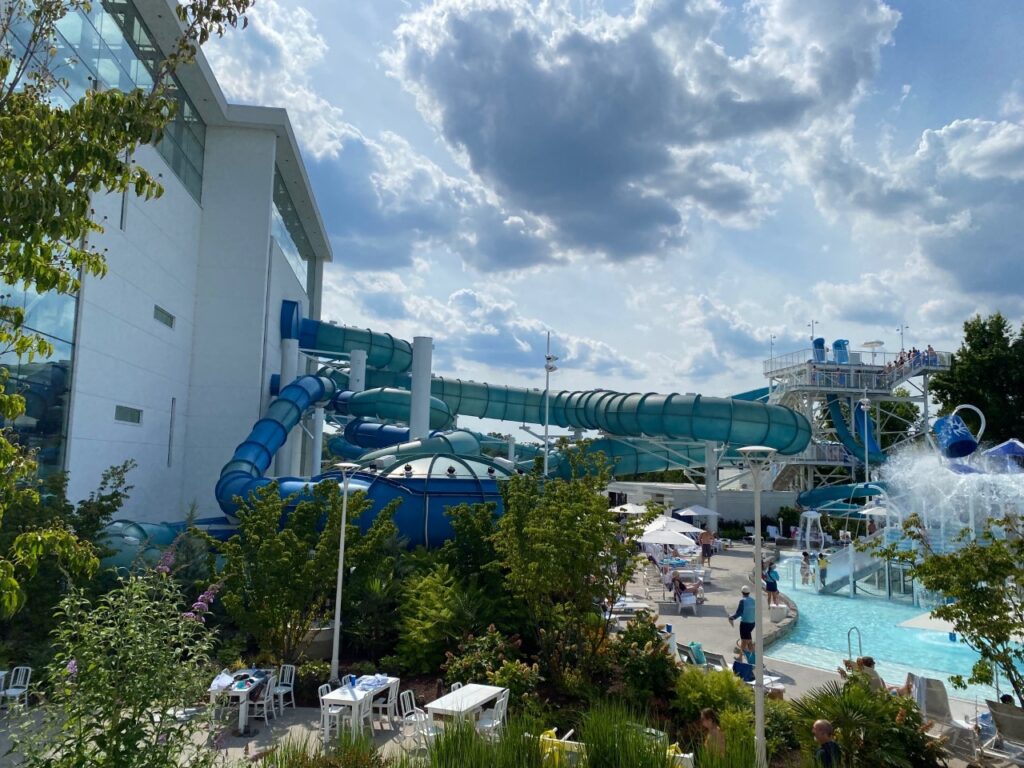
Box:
(645, 516, 703, 535)
(983, 438, 1024, 457)
(639, 528, 698, 547)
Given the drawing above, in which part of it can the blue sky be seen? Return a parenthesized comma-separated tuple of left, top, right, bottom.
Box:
(206, 0, 1024, 420)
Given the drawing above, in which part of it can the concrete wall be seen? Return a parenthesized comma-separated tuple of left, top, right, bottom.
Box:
(66, 143, 202, 520)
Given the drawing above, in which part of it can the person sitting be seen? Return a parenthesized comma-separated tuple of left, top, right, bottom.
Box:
(836, 656, 886, 692)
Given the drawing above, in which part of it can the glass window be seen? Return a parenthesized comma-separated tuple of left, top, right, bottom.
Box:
(272, 169, 314, 287)
(114, 405, 143, 424)
(153, 305, 175, 328)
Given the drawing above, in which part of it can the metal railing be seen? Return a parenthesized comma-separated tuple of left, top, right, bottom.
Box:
(765, 349, 952, 377)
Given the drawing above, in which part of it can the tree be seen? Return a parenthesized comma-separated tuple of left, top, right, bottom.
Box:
(0, 0, 253, 614)
(492, 450, 652, 682)
(931, 312, 1024, 443)
(875, 513, 1024, 704)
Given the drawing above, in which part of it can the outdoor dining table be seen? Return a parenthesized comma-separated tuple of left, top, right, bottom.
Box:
(208, 668, 268, 737)
(425, 683, 505, 723)
(322, 674, 398, 732)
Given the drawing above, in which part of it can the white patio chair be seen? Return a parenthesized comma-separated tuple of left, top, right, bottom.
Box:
(250, 674, 276, 724)
(341, 674, 356, 686)
(2, 666, 31, 710)
(677, 592, 698, 616)
(371, 679, 399, 730)
(412, 707, 442, 748)
(318, 683, 343, 745)
(450, 681, 463, 691)
(345, 692, 373, 734)
(274, 664, 296, 715)
(982, 699, 1024, 764)
(476, 689, 509, 739)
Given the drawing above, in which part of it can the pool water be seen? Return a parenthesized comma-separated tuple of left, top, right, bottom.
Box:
(766, 570, 1005, 704)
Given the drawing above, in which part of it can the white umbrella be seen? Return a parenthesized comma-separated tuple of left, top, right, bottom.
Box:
(638, 529, 698, 547)
(675, 505, 719, 518)
(613, 502, 650, 516)
(645, 516, 704, 535)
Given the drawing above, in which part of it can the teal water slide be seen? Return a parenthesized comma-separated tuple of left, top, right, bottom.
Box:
(300, 320, 811, 471)
(826, 394, 886, 464)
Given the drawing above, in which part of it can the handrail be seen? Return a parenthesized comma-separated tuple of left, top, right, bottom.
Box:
(847, 627, 863, 660)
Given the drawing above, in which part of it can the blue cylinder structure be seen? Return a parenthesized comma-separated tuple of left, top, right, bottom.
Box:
(933, 415, 978, 458)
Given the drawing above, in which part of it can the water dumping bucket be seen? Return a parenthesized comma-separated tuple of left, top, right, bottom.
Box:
(933, 414, 978, 458)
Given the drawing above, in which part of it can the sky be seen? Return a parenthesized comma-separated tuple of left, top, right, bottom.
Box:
(205, 0, 1024, 433)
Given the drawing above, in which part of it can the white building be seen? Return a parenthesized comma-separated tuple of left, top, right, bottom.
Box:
(1, 0, 331, 522)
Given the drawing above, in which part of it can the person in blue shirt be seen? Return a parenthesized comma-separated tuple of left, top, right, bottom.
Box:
(763, 560, 781, 607)
(728, 585, 756, 659)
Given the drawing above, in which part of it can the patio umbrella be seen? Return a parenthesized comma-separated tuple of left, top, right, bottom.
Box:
(613, 502, 651, 516)
(638, 529, 698, 548)
(645, 516, 704, 535)
(674, 505, 719, 518)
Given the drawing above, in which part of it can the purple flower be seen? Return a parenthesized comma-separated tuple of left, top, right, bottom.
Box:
(65, 658, 78, 680)
(156, 546, 176, 575)
(182, 612, 196, 621)
(191, 601, 209, 613)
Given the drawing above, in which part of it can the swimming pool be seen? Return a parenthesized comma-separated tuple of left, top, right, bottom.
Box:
(766, 570, 1005, 703)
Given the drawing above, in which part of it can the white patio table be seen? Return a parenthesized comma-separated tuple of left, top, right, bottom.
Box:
(208, 669, 269, 736)
(426, 683, 505, 724)
(322, 675, 399, 733)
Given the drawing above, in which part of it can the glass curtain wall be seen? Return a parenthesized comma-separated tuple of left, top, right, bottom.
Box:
(0, 285, 77, 476)
(272, 169, 315, 287)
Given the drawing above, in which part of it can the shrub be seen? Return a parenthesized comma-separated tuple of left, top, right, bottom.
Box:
(295, 660, 332, 706)
(443, 625, 521, 684)
(12, 567, 220, 768)
(490, 658, 542, 702)
(270, 732, 395, 767)
(577, 701, 677, 768)
(671, 666, 752, 725)
(607, 614, 679, 707)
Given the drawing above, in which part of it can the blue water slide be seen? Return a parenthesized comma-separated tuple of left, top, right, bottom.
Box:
(832, 339, 850, 364)
(215, 375, 337, 514)
(826, 394, 886, 464)
(853, 401, 884, 458)
(812, 337, 827, 362)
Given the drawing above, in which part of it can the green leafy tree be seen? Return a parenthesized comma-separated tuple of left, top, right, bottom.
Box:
(0, 0, 253, 615)
(875, 512, 1024, 703)
(204, 482, 401, 662)
(493, 450, 651, 682)
(931, 312, 1024, 442)
(13, 566, 221, 768)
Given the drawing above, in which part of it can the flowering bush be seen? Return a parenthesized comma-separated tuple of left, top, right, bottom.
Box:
(13, 564, 221, 768)
(442, 624, 521, 685)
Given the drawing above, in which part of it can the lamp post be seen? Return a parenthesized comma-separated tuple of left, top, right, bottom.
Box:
(542, 332, 559, 477)
(769, 334, 776, 365)
(859, 397, 871, 483)
(896, 324, 909, 352)
(738, 445, 777, 768)
(329, 462, 360, 685)
(807, 319, 818, 343)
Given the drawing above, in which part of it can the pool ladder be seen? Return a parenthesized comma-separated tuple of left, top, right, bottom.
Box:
(847, 626, 863, 660)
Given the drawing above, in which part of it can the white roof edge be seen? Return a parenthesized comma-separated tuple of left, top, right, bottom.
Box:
(133, 0, 333, 263)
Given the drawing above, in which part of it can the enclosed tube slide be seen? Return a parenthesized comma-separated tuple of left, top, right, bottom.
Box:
(826, 395, 886, 464)
(853, 401, 884, 459)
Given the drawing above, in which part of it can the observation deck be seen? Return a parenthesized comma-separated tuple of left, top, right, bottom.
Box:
(764, 347, 951, 395)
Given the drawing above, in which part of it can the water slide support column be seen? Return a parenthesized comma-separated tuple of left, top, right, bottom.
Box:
(275, 336, 300, 475)
(704, 440, 719, 533)
(409, 337, 433, 439)
(312, 407, 324, 475)
(349, 349, 367, 393)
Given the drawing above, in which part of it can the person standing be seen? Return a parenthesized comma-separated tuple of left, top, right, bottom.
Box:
(812, 720, 841, 766)
(800, 551, 812, 585)
(700, 708, 726, 758)
(817, 552, 829, 587)
(699, 527, 715, 568)
(764, 560, 781, 607)
(728, 585, 756, 661)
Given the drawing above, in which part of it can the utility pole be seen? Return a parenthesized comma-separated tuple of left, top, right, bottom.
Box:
(542, 332, 558, 477)
(896, 324, 909, 352)
(807, 320, 818, 343)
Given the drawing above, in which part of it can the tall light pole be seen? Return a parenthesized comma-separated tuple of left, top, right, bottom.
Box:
(807, 319, 818, 343)
(542, 332, 558, 477)
(739, 445, 777, 768)
(859, 397, 871, 483)
(896, 323, 909, 352)
(769, 334, 777, 367)
(329, 462, 360, 685)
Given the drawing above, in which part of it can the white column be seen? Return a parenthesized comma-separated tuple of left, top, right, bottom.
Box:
(409, 336, 433, 439)
(275, 337, 300, 475)
(348, 349, 367, 393)
(704, 440, 719, 533)
(312, 406, 325, 476)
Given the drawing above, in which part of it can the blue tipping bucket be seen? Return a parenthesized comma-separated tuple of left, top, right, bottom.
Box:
(933, 415, 978, 458)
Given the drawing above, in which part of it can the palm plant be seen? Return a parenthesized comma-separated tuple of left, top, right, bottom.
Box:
(789, 680, 945, 767)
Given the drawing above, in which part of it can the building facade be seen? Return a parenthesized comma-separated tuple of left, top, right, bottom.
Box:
(1, 0, 331, 522)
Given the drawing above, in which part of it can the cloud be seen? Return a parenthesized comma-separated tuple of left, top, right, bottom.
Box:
(388, 0, 899, 261)
(325, 271, 647, 379)
(205, 0, 555, 272)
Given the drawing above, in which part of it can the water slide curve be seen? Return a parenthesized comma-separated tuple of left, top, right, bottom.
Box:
(214, 318, 812, 545)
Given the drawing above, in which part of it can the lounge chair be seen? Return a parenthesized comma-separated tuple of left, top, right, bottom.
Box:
(910, 674, 980, 762)
(981, 700, 1024, 765)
